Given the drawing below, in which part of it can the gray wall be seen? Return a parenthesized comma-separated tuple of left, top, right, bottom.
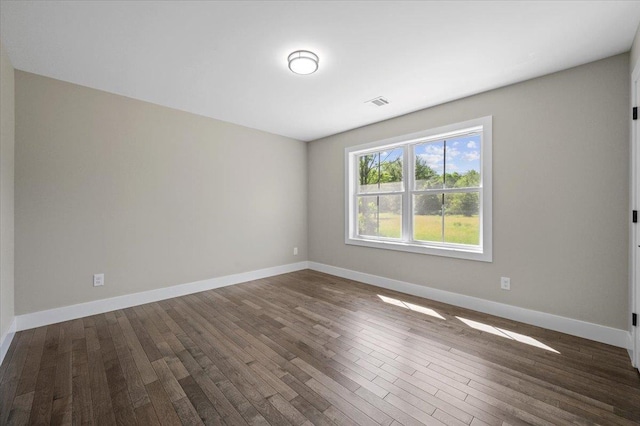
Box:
(631, 24, 640, 71)
(0, 41, 15, 337)
(308, 54, 630, 330)
(15, 71, 307, 315)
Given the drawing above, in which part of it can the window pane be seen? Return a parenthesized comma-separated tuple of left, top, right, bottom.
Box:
(444, 192, 480, 245)
(444, 134, 481, 189)
(357, 148, 403, 193)
(413, 194, 443, 242)
(414, 141, 443, 190)
(358, 195, 402, 238)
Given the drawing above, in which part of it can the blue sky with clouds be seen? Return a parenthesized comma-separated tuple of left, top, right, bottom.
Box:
(362, 133, 481, 177)
(415, 134, 481, 175)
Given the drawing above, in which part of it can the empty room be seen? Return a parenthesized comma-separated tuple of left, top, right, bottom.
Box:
(1, 1, 640, 425)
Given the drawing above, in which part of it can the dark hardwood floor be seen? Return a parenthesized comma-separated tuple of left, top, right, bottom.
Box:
(1, 269, 639, 425)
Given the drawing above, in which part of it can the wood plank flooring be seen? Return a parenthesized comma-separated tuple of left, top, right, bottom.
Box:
(1, 269, 639, 425)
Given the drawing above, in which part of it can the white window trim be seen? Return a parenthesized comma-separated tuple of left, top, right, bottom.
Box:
(344, 116, 492, 262)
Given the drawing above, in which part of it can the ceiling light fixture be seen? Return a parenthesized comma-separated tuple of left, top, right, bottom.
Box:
(288, 50, 319, 75)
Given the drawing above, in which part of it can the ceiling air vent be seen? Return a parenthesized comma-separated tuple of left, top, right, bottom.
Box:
(366, 96, 390, 107)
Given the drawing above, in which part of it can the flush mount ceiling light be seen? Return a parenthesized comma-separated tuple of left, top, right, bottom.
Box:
(288, 50, 319, 75)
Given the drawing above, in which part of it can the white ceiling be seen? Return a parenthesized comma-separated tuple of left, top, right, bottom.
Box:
(1, 1, 639, 142)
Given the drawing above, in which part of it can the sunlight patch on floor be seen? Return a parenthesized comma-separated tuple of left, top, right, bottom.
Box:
(456, 316, 560, 353)
(378, 295, 446, 320)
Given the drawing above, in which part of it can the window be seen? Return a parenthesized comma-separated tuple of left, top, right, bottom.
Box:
(345, 116, 492, 262)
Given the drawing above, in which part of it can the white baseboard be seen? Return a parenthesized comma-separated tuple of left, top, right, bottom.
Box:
(13, 260, 631, 352)
(16, 261, 310, 331)
(308, 262, 630, 349)
(0, 317, 17, 366)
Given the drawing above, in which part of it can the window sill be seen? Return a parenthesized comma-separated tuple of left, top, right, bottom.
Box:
(345, 237, 492, 262)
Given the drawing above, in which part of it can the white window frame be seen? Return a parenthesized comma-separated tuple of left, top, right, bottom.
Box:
(345, 116, 492, 262)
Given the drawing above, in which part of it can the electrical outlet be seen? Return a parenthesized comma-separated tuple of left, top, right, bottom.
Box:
(500, 277, 510, 291)
(93, 273, 104, 287)
(293, 247, 299, 256)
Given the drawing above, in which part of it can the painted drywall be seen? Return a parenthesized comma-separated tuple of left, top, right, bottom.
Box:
(15, 71, 307, 315)
(0, 40, 15, 338)
(308, 54, 630, 330)
(631, 23, 640, 71)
